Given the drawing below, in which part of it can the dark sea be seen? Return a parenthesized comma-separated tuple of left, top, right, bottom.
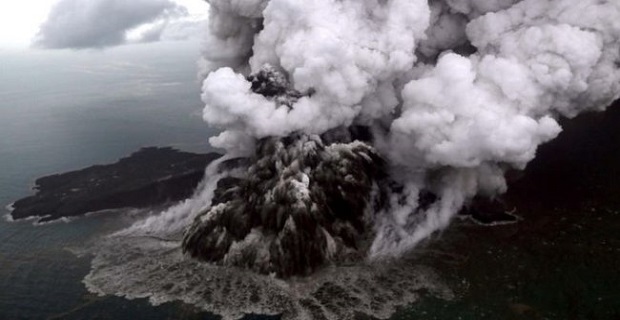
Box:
(0, 41, 222, 319)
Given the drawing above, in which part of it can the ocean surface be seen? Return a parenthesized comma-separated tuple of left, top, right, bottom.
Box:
(0, 41, 222, 319)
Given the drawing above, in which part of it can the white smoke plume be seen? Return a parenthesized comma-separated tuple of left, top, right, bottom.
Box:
(198, 0, 620, 258)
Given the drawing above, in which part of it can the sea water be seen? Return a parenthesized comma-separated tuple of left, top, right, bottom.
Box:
(0, 41, 221, 319)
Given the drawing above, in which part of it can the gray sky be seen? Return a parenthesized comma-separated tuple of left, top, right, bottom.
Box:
(0, 0, 208, 50)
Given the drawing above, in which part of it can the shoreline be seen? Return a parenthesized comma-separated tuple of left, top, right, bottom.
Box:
(8, 147, 222, 223)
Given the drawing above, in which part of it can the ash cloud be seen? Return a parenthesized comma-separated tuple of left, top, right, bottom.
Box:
(34, 0, 191, 49)
(193, 0, 620, 263)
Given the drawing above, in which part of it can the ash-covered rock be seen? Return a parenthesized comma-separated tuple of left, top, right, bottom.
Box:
(182, 133, 386, 277)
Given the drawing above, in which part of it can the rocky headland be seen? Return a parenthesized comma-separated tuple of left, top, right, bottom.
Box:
(9, 147, 221, 223)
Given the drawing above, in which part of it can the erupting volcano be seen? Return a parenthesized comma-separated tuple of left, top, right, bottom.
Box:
(180, 0, 620, 275)
(84, 0, 620, 318)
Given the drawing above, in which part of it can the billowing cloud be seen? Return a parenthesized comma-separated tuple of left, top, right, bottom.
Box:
(194, 0, 620, 259)
(33, 0, 197, 49)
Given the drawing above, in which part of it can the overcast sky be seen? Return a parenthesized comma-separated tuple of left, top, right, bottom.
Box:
(0, 0, 208, 50)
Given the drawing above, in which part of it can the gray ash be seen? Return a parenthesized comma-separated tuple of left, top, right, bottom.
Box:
(246, 64, 306, 108)
(183, 66, 394, 277)
(182, 133, 386, 277)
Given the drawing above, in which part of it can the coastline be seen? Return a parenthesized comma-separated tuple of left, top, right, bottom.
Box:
(8, 147, 222, 223)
